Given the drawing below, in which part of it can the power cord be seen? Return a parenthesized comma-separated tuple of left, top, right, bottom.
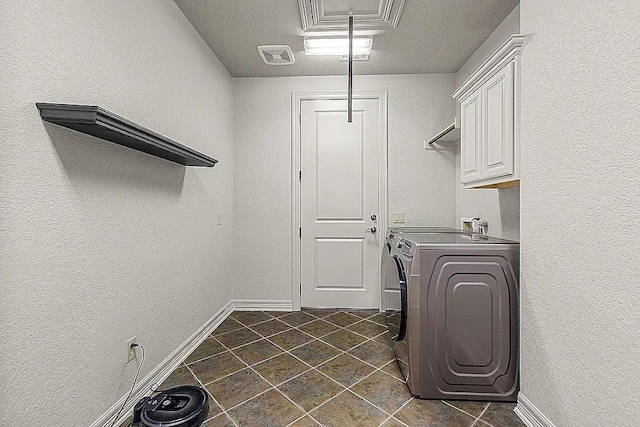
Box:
(110, 344, 145, 427)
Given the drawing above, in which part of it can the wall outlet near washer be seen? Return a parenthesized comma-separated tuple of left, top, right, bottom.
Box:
(126, 336, 137, 363)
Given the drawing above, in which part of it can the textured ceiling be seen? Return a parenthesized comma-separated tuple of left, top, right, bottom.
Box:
(174, 0, 519, 77)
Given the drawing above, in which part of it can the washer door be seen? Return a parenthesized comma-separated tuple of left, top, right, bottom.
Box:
(383, 249, 407, 341)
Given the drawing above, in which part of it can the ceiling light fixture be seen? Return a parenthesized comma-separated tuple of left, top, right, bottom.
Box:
(304, 37, 373, 58)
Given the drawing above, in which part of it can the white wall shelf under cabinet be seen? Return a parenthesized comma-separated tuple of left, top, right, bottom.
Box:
(453, 34, 525, 189)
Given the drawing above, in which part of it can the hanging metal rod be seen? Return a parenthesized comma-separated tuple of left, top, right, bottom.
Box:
(348, 13, 353, 123)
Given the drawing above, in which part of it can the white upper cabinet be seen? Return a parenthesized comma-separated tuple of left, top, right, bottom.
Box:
(453, 34, 525, 189)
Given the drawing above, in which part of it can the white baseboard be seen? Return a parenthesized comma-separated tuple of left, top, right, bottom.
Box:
(229, 299, 293, 311)
(515, 393, 557, 427)
(92, 299, 293, 427)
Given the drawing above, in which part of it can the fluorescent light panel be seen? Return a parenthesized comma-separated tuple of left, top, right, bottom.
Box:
(304, 37, 373, 56)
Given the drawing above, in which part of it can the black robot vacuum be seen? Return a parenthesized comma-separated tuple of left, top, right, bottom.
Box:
(132, 385, 209, 427)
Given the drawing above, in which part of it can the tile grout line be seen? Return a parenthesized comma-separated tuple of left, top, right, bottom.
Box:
(470, 402, 492, 427)
(212, 330, 309, 421)
(383, 396, 415, 427)
(441, 400, 491, 421)
(193, 310, 396, 426)
(183, 362, 238, 427)
(217, 319, 329, 423)
(251, 311, 405, 420)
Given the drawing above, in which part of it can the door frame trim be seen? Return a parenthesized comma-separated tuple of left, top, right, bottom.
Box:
(290, 90, 389, 311)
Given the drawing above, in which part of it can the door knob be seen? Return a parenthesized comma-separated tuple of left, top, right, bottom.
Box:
(370, 214, 377, 221)
(365, 226, 377, 233)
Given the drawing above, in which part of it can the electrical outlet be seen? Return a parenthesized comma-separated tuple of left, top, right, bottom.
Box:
(126, 336, 137, 363)
(392, 212, 405, 224)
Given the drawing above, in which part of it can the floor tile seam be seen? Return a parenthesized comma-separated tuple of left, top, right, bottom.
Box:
(344, 366, 412, 417)
(259, 333, 324, 370)
(366, 314, 388, 327)
(236, 346, 286, 368)
(242, 316, 290, 330)
(210, 325, 244, 338)
(195, 338, 264, 386)
(307, 387, 350, 415)
(276, 363, 360, 414)
(209, 413, 239, 427)
(218, 335, 264, 352)
(221, 351, 314, 422)
(476, 402, 491, 420)
(234, 322, 309, 353)
(222, 384, 278, 413)
(472, 403, 494, 427)
(217, 339, 288, 414)
(442, 400, 486, 420)
(220, 332, 286, 352)
(341, 325, 384, 342)
(239, 366, 313, 420)
(259, 363, 317, 389)
(183, 363, 237, 426)
(316, 333, 372, 353)
(300, 315, 385, 342)
(230, 314, 276, 329)
(280, 381, 344, 419)
(309, 331, 360, 353)
(183, 337, 227, 366)
(269, 383, 316, 421)
(385, 397, 419, 427)
(309, 365, 355, 391)
(344, 386, 396, 418)
(377, 365, 405, 382)
(343, 346, 395, 371)
(293, 323, 347, 340)
(260, 329, 335, 360)
(260, 324, 317, 346)
(309, 385, 391, 424)
(468, 401, 492, 426)
(388, 395, 415, 420)
(281, 317, 318, 328)
(257, 329, 295, 340)
(378, 359, 405, 378)
(296, 346, 346, 369)
(377, 415, 411, 427)
(285, 414, 313, 427)
(323, 317, 363, 330)
(229, 333, 321, 392)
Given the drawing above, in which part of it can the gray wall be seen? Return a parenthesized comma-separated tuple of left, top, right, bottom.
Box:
(454, 4, 521, 240)
(0, 1, 234, 424)
(519, 0, 640, 425)
(233, 75, 457, 301)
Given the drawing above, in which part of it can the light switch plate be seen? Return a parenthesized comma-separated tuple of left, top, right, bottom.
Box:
(392, 212, 405, 224)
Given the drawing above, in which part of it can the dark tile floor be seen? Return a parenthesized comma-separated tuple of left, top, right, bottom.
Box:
(121, 309, 525, 427)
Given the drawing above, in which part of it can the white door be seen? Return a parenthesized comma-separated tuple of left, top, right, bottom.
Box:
(460, 89, 483, 184)
(300, 98, 380, 308)
(481, 61, 514, 179)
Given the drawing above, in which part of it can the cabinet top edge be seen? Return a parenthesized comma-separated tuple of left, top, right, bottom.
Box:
(452, 34, 526, 101)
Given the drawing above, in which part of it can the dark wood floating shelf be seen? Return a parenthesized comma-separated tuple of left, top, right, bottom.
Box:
(36, 103, 218, 167)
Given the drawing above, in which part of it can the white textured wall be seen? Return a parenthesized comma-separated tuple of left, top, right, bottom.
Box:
(454, 5, 521, 240)
(0, 1, 233, 425)
(233, 75, 457, 301)
(519, 0, 640, 425)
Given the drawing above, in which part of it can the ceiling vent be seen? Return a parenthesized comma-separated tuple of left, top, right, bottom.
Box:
(257, 45, 295, 65)
(298, 0, 406, 32)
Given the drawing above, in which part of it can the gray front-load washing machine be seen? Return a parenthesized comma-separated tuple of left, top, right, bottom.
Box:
(384, 231, 520, 401)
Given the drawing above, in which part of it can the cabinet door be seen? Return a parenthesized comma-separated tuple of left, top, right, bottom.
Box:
(481, 61, 514, 179)
(460, 90, 482, 184)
